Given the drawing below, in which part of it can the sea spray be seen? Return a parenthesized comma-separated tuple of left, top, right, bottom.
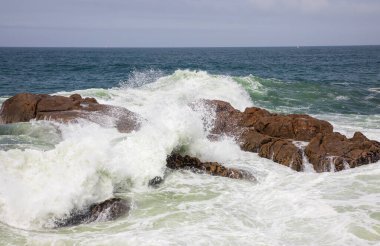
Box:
(0, 69, 379, 245)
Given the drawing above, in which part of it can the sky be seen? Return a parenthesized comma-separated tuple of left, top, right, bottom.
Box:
(0, 0, 379, 47)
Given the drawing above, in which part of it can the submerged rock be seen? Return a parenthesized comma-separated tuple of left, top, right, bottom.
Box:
(166, 153, 255, 180)
(55, 198, 130, 227)
(148, 176, 164, 187)
(0, 93, 140, 133)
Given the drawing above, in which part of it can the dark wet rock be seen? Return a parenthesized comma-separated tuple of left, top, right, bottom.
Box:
(55, 198, 130, 227)
(305, 132, 380, 172)
(148, 176, 164, 187)
(0, 93, 140, 133)
(166, 153, 255, 180)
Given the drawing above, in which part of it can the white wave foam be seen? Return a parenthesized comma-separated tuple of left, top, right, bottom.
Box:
(0, 69, 253, 229)
(1, 69, 380, 246)
(119, 69, 165, 88)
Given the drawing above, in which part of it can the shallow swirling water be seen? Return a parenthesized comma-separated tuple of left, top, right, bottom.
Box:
(0, 47, 379, 245)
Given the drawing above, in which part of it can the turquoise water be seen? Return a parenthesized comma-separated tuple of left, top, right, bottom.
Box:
(0, 47, 380, 245)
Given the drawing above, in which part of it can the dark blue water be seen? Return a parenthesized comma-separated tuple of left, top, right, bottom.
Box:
(0, 46, 379, 114)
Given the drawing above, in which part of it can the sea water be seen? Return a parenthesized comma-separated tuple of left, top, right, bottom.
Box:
(0, 47, 379, 245)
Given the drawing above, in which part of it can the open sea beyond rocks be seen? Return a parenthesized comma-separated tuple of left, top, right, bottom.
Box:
(0, 46, 379, 245)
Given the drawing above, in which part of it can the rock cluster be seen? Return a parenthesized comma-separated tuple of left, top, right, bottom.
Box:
(202, 99, 380, 172)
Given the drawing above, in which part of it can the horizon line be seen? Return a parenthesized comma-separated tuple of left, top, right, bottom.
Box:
(0, 44, 379, 49)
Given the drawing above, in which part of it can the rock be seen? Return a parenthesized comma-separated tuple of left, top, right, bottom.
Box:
(305, 132, 380, 172)
(0, 93, 140, 133)
(0, 93, 42, 123)
(55, 198, 130, 227)
(201, 99, 243, 137)
(166, 153, 255, 180)
(241, 108, 333, 141)
(202, 99, 333, 142)
(148, 176, 164, 187)
(239, 130, 303, 171)
(199, 99, 379, 172)
(37, 95, 79, 112)
(259, 138, 303, 171)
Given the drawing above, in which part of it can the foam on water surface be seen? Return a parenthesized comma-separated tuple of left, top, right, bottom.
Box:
(0, 70, 379, 245)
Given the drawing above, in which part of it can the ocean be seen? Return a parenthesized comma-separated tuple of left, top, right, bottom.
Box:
(0, 46, 379, 245)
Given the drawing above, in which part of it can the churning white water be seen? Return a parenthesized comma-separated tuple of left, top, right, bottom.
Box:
(0, 70, 379, 245)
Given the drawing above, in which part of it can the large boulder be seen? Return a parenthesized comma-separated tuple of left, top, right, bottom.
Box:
(166, 153, 255, 180)
(0, 93, 140, 133)
(305, 132, 380, 172)
(55, 198, 130, 227)
(0, 93, 42, 123)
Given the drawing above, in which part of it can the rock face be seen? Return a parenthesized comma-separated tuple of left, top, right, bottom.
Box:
(305, 132, 380, 172)
(0, 93, 41, 123)
(166, 153, 255, 180)
(239, 130, 303, 171)
(201, 99, 380, 172)
(56, 198, 130, 227)
(0, 93, 140, 133)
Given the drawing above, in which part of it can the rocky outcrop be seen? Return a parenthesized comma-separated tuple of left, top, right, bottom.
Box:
(0, 93, 140, 133)
(2, 94, 379, 173)
(166, 153, 255, 180)
(201, 99, 380, 172)
(305, 132, 380, 172)
(55, 198, 130, 227)
(204, 99, 333, 141)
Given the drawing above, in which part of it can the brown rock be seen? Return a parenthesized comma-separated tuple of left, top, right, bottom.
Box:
(305, 132, 380, 172)
(241, 108, 333, 141)
(198, 99, 379, 172)
(200, 100, 313, 171)
(69, 94, 82, 101)
(37, 95, 79, 112)
(0, 93, 42, 123)
(201, 99, 243, 137)
(1, 93, 140, 133)
(166, 153, 255, 180)
(203, 99, 333, 141)
(259, 138, 303, 171)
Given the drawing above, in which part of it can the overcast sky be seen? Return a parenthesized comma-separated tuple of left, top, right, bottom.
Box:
(0, 0, 379, 47)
